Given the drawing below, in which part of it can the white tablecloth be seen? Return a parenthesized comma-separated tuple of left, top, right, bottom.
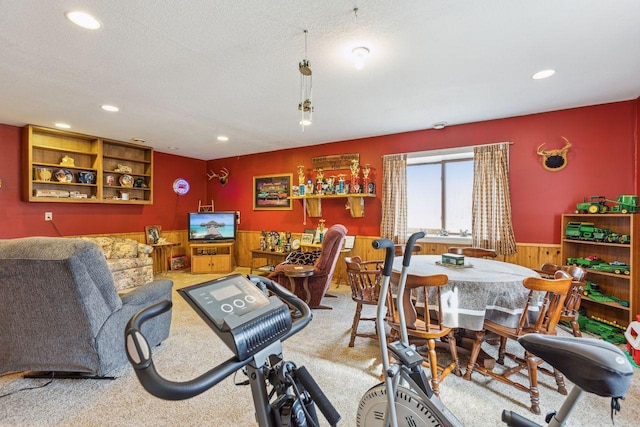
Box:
(392, 255, 540, 331)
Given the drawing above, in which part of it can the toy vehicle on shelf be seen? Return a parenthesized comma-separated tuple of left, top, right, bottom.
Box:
(566, 255, 603, 268)
(576, 195, 609, 214)
(591, 261, 631, 275)
(583, 281, 630, 306)
(564, 222, 631, 244)
(609, 195, 639, 214)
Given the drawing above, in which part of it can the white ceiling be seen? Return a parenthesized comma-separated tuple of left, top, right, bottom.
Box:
(1, 0, 639, 160)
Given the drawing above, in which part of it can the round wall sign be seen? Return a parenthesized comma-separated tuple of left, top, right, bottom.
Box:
(173, 178, 190, 195)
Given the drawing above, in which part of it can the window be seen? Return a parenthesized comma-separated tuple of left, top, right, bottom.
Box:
(406, 148, 473, 235)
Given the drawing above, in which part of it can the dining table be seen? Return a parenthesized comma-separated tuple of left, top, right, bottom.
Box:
(391, 254, 541, 332)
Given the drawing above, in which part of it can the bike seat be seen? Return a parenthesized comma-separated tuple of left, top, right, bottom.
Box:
(518, 335, 633, 397)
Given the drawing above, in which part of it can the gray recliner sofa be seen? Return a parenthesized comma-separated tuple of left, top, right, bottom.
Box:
(0, 237, 173, 377)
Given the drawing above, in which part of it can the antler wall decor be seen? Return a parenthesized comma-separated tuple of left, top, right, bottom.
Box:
(537, 137, 572, 172)
(207, 167, 230, 185)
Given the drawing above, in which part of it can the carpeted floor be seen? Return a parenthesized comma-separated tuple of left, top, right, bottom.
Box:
(0, 269, 637, 426)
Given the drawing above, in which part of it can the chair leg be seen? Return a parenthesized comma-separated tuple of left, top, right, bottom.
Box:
(497, 336, 507, 365)
(553, 367, 568, 395)
(570, 318, 582, 337)
(525, 351, 541, 415)
(447, 330, 462, 377)
(349, 302, 363, 347)
(463, 330, 485, 380)
(426, 338, 441, 396)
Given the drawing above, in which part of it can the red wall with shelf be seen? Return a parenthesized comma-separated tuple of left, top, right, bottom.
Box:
(207, 100, 639, 244)
(0, 123, 208, 239)
(1, 98, 638, 244)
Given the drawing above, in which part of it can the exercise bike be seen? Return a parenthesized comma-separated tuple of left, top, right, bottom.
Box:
(125, 273, 341, 427)
(358, 234, 634, 427)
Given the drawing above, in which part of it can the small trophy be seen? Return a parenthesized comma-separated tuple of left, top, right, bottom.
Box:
(362, 163, 371, 194)
(326, 175, 335, 194)
(337, 174, 346, 194)
(315, 168, 324, 195)
(349, 159, 360, 193)
(297, 165, 306, 196)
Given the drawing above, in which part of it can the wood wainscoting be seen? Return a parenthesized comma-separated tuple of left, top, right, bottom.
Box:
(74, 230, 561, 279)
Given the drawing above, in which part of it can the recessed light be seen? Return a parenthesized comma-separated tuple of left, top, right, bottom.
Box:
(299, 119, 312, 126)
(101, 104, 119, 112)
(55, 122, 71, 129)
(433, 121, 447, 130)
(352, 47, 370, 70)
(216, 135, 229, 142)
(167, 146, 179, 150)
(532, 69, 556, 80)
(65, 11, 101, 30)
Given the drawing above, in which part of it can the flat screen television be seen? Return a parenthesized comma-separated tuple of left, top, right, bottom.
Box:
(188, 211, 237, 242)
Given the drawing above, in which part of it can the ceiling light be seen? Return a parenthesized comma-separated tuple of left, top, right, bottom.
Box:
(167, 146, 179, 150)
(65, 11, 101, 30)
(101, 104, 119, 112)
(131, 137, 146, 143)
(352, 47, 370, 70)
(433, 122, 447, 130)
(217, 135, 229, 142)
(298, 30, 313, 132)
(532, 69, 556, 80)
(299, 119, 312, 126)
(55, 122, 71, 129)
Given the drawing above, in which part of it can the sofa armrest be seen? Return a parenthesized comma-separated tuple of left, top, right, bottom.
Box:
(119, 278, 173, 306)
(137, 242, 153, 257)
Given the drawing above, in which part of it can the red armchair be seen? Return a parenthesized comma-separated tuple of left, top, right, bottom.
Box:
(268, 224, 347, 308)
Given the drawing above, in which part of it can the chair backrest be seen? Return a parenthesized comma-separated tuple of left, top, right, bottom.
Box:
(389, 271, 449, 332)
(394, 244, 423, 257)
(344, 256, 382, 303)
(313, 224, 347, 278)
(517, 276, 572, 335)
(447, 247, 498, 258)
(536, 262, 561, 278)
(554, 268, 586, 318)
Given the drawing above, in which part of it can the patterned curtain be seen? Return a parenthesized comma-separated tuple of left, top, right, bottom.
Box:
(472, 143, 517, 255)
(380, 154, 407, 243)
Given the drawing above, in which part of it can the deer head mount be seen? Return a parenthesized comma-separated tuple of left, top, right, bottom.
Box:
(207, 167, 229, 185)
(537, 137, 572, 172)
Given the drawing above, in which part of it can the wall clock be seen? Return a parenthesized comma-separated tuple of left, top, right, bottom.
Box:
(173, 178, 190, 195)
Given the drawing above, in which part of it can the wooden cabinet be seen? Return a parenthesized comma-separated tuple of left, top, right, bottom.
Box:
(22, 125, 153, 204)
(561, 214, 639, 328)
(190, 242, 234, 274)
(290, 194, 375, 218)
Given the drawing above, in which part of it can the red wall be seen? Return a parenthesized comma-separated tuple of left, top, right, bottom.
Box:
(0, 123, 208, 238)
(207, 100, 639, 244)
(1, 99, 638, 243)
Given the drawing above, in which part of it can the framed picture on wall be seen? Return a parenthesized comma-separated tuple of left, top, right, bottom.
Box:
(253, 174, 293, 210)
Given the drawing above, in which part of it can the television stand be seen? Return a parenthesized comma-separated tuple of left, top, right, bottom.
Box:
(189, 242, 234, 274)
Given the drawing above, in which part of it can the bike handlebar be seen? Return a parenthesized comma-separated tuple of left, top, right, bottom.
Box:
(373, 232, 425, 276)
(124, 276, 312, 401)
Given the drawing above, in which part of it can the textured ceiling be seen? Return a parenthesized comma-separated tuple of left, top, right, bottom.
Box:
(1, 0, 639, 160)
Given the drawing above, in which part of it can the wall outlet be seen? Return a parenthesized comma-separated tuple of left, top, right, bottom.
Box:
(45, 212, 53, 221)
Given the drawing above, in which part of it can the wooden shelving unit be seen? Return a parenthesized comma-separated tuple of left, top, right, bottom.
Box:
(22, 125, 153, 204)
(560, 214, 639, 328)
(290, 193, 375, 218)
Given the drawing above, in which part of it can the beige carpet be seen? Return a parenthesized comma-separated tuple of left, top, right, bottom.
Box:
(1, 269, 638, 426)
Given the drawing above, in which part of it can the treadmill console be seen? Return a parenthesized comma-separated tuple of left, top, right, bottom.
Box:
(178, 274, 292, 360)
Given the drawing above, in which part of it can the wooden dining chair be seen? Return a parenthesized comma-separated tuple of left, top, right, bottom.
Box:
(387, 271, 461, 396)
(463, 276, 573, 414)
(554, 266, 586, 337)
(447, 247, 497, 258)
(344, 256, 384, 347)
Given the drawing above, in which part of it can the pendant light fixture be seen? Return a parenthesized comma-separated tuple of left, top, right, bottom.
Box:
(298, 30, 313, 131)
